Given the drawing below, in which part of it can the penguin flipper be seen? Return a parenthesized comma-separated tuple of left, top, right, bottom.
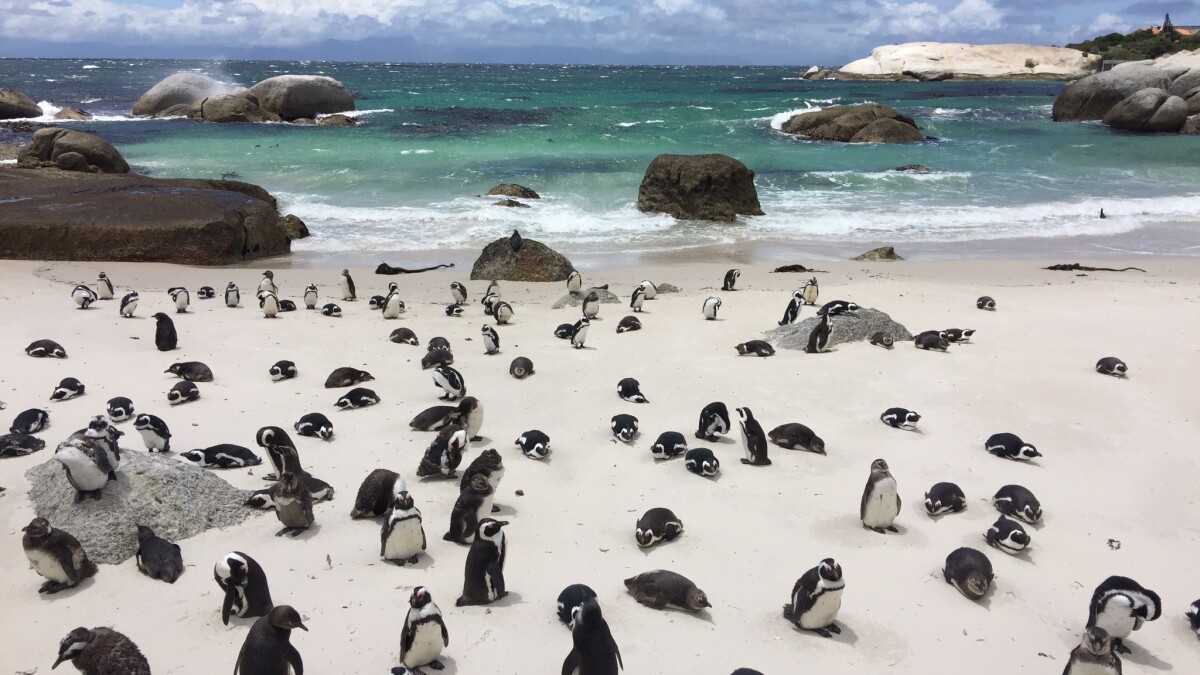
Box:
(57, 546, 82, 585)
(222, 586, 237, 625)
(284, 642, 304, 675)
(561, 650, 581, 675)
(440, 618, 449, 647)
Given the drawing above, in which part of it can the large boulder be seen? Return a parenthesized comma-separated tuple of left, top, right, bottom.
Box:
(854, 246, 904, 261)
(0, 88, 41, 119)
(470, 235, 574, 282)
(53, 106, 92, 121)
(1102, 88, 1189, 132)
(1182, 116, 1200, 135)
(25, 450, 256, 564)
(838, 43, 1099, 80)
(1052, 63, 1172, 122)
(1182, 86, 1200, 115)
(133, 72, 231, 117)
(249, 75, 354, 121)
(195, 93, 279, 123)
(0, 167, 292, 264)
(282, 214, 309, 240)
(636, 153, 764, 222)
(18, 128, 129, 174)
(780, 105, 923, 143)
(317, 114, 357, 127)
(487, 183, 540, 199)
(764, 308, 913, 351)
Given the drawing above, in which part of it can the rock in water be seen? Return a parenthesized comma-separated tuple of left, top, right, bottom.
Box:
(1102, 88, 1188, 133)
(470, 236, 574, 282)
(133, 73, 231, 117)
(25, 451, 255, 564)
(764, 307, 913, 351)
(0, 88, 43, 119)
(779, 105, 923, 143)
(282, 214, 309, 240)
(249, 75, 354, 121)
(853, 246, 904, 261)
(486, 183, 540, 199)
(493, 199, 530, 208)
(837, 43, 1100, 81)
(1052, 64, 1171, 122)
(18, 128, 129, 174)
(194, 92, 280, 124)
(317, 114, 357, 127)
(636, 154, 764, 222)
(53, 107, 93, 121)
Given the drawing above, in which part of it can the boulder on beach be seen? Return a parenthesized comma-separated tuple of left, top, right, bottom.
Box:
(765, 308, 913, 351)
(249, 75, 354, 121)
(1103, 88, 1189, 133)
(837, 42, 1100, 81)
(779, 105, 924, 143)
(1184, 86, 1200, 115)
(854, 246, 904, 261)
(133, 72, 231, 117)
(25, 450, 256, 564)
(18, 127, 129, 174)
(282, 214, 310, 240)
(487, 183, 540, 199)
(552, 286, 621, 308)
(53, 106, 92, 121)
(0, 88, 42, 119)
(470, 234, 574, 282)
(636, 153, 764, 222)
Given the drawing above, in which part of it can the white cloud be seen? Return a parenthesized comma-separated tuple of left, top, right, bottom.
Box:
(1087, 12, 1130, 35)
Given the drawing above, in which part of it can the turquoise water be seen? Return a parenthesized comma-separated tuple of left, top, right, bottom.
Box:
(4, 58, 1200, 260)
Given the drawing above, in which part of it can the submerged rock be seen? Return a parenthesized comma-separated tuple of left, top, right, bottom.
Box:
(765, 307, 913, 351)
(318, 114, 357, 127)
(636, 153, 764, 222)
(53, 107, 92, 121)
(854, 246, 904, 261)
(487, 183, 540, 199)
(493, 199, 531, 208)
(780, 105, 923, 143)
(471, 234, 574, 282)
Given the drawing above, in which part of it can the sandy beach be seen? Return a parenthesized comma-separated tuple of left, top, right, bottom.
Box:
(2, 256, 1199, 674)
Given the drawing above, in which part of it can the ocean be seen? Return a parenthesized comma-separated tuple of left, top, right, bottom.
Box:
(4, 57, 1200, 265)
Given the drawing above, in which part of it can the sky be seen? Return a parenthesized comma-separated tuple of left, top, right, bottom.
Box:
(0, 0, 1194, 65)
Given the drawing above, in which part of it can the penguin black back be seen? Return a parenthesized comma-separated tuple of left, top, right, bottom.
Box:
(53, 626, 151, 675)
(152, 313, 177, 351)
(561, 598, 623, 675)
(234, 605, 307, 675)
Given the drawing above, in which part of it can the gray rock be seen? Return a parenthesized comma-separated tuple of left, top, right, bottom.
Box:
(1184, 86, 1200, 115)
(0, 88, 42, 119)
(853, 246, 904, 261)
(636, 153, 764, 222)
(780, 104, 922, 143)
(470, 235, 574, 282)
(249, 75, 354, 121)
(282, 214, 309, 240)
(656, 283, 681, 294)
(552, 287, 621, 308)
(195, 93, 279, 123)
(54, 151, 91, 173)
(893, 165, 932, 173)
(487, 183, 540, 199)
(1102, 88, 1188, 133)
(1052, 64, 1171, 122)
(53, 106, 92, 121)
(133, 73, 231, 117)
(18, 128, 129, 174)
(493, 199, 530, 208)
(317, 113, 357, 127)
(25, 450, 256, 564)
(152, 103, 198, 119)
(1182, 115, 1200, 135)
(764, 307, 913, 351)
(849, 117, 925, 143)
(1167, 65, 1200, 97)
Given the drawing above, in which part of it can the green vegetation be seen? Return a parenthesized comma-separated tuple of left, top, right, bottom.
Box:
(1068, 28, 1200, 60)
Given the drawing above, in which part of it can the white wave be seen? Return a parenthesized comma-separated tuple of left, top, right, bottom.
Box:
(80, 98, 101, 104)
(616, 120, 663, 128)
(321, 108, 393, 119)
(0, 159, 16, 165)
(6, 100, 138, 123)
(398, 149, 433, 155)
(689, 105, 713, 110)
(804, 170, 973, 184)
(768, 106, 821, 130)
(82, 64, 99, 69)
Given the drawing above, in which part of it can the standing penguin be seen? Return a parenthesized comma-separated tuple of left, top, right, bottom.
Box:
(630, 286, 645, 313)
(52, 627, 150, 675)
(168, 286, 190, 313)
(1086, 576, 1162, 655)
(736, 407, 771, 466)
(258, 290, 280, 318)
(722, 268, 741, 291)
(54, 420, 121, 501)
(695, 402, 731, 442)
(562, 598, 624, 675)
(860, 459, 900, 533)
(481, 325, 500, 355)
(303, 284, 318, 309)
(457, 518, 509, 606)
(778, 290, 804, 326)
(582, 291, 600, 319)
(493, 301, 514, 325)
(22, 518, 97, 594)
(801, 277, 819, 305)
(783, 558, 845, 637)
(638, 280, 657, 299)
(225, 282, 241, 308)
(382, 290, 405, 319)
(432, 366, 467, 401)
(233, 605, 307, 675)
(444, 473, 495, 544)
(340, 268, 357, 300)
(135, 525, 184, 583)
(71, 285, 97, 309)
(119, 290, 139, 318)
(133, 413, 171, 453)
(381, 490, 426, 565)
(805, 313, 833, 353)
(1063, 627, 1123, 675)
(702, 296, 721, 320)
(152, 313, 177, 351)
(567, 271, 583, 294)
(273, 471, 315, 537)
(215, 551, 273, 625)
(96, 272, 114, 299)
(509, 229, 523, 252)
(258, 270, 277, 295)
(571, 317, 591, 349)
(398, 587, 449, 674)
(416, 424, 469, 478)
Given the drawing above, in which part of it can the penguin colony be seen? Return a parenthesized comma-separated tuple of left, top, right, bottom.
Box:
(1, 263, 1182, 675)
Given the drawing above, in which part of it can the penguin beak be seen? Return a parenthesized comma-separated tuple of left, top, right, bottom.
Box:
(296, 621, 308, 632)
(52, 654, 68, 669)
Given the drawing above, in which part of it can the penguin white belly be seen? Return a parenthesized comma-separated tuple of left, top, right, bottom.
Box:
(340, 279, 352, 299)
(487, 466, 505, 489)
(862, 477, 899, 528)
(799, 588, 843, 628)
(55, 449, 108, 491)
(26, 549, 70, 582)
(465, 411, 483, 439)
(1095, 599, 1138, 639)
(484, 570, 499, 601)
(1067, 663, 1119, 675)
(402, 622, 445, 668)
(383, 518, 425, 560)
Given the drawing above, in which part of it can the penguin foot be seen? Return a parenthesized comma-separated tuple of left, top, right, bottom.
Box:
(491, 505, 501, 513)
(264, 473, 278, 481)
(429, 659, 445, 670)
(407, 556, 419, 565)
(886, 525, 899, 533)
(811, 628, 833, 638)
(90, 490, 103, 501)
(39, 580, 70, 594)
(782, 603, 794, 619)
(73, 491, 86, 504)
(1112, 641, 1131, 655)
(827, 623, 841, 634)
(865, 525, 887, 534)
(471, 436, 482, 442)
(108, 472, 118, 482)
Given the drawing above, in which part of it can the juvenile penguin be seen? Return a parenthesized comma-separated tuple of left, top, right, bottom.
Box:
(417, 424, 469, 478)
(324, 366, 374, 388)
(165, 361, 214, 382)
(783, 558, 845, 637)
(684, 447, 719, 477)
(71, 284, 97, 309)
(233, 605, 307, 675)
(944, 547, 993, 601)
(481, 325, 500, 355)
(350, 469, 403, 519)
(985, 516, 1030, 555)
(562, 598, 624, 675)
(269, 360, 297, 381)
(516, 429, 551, 459)
(567, 270, 583, 294)
(381, 490, 426, 565)
(494, 301, 514, 324)
(558, 584, 599, 628)
(817, 300, 857, 317)
(582, 291, 600, 319)
(805, 313, 833, 353)
(22, 518, 97, 594)
(860, 458, 900, 533)
(0, 432, 45, 457)
(617, 377, 648, 403)
(702, 295, 721, 320)
(167, 380, 200, 405)
(52, 626, 151, 675)
(198, 286, 216, 299)
(445, 396, 484, 441)
(52, 421, 121, 501)
(50, 377, 86, 401)
(1063, 627, 1123, 675)
(880, 408, 920, 430)
(215, 551, 273, 625)
(398, 587, 449, 673)
(460, 448, 505, 494)
(273, 471, 314, 537)
(258, 290, 280, 318)
(624, 570, 710, 612)
(695, 402, 730, 442)
(1086, 576, 1162, 655)
(638, 280, 657, 299)
(650, 431, 687, 460)
(630, 285, 646, 313)
(456, 518, 509, 606)
(635, 507, 683, 547)
(977, 295, 996, 310)
(611, 414, 639, 442)
(571, 316, 591, 348)
(225, 282, 241, 308)
(509, 356, 534, 379)
(26, 339, 67, 358)
(303, 284, 318, 309)
(340, 268, 357, 300)
(778, 290, 804, 326)
(181, 444, 261, 469)
(168, 286, 190, 313)
(258, 270, 277, 295)
(119, 290, 139, 318)
(801, 277, 819, 305)
(992, 484, 1042, 524)
(616, 315, 641, 333)
(421, 350, 454, 370)
(294, 412, 334, 440)
(135, 525, 184, 583)
(509, 229, 523, 251)
(152, 312, 177, 351)
(96, 271, 114, 299)
(133, 413, 171, 453)
(914, 332, 949, 351)
(1096, 357, 1128, 377)
(985, 432, 1041, 461)
(432, 365, 467, 400)
(321, 303, 342, 317)
(768, 423, 826, 454)
(944, 328, 974, 342)
(869, 332, 894, 349)
(924, 482, 966, 516)
(737, 407, 771, 466)
(390, 327, 419, 345)
(444, 473, 495, 544)
(722, 268, 740, 291)
(735, 340, 775, 357)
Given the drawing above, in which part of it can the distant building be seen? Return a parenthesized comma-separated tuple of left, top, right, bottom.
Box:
(1150, 13, 1200, 36)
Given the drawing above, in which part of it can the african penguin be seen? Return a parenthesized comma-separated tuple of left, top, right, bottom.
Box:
(135, 525, 184, 584)
(421, 350, 454, 370)
(924, 482, 966, 516)
(635, 507, 683, 547)
(778, 290, 804, 326)
(616, 315, 641, 333)
(335, 387, 380, 409)
(650, 431, 687, 460)
(0, 432, 45, 457)
(272, 471, 314, 537)
(558, 584, 599, 629)
(433, 365, 467, 400)
(630, 285, 646, 313)
(684, 447, 719, 477)
(445, 303, 464, 317)
(985, 432, 1041, 461)
(567, 271, 583, 294)
(992, 484, 1042, 524)
(382, 490, 426, 565)
(269, 360, 297, 381)
(571, 317, 591, 348)
(562, 598, 624, 675)
(324, 366, 374, 388)
(805, 313, 833, 353)
(914, 332, 949, 351)
(702, 296, 721, 320)
(119, 290, 138, 317)
(509, 229, 522, 251)
(944, 547, 993, 601)
(460, 448, 505, 495)
(257, 290, 280, 318)
(817, 300, 856, 317)
(481, 325, 500, 355)
(71, 284, 97, 309)
(509, 356, 534, 379)
(880, 407, 920, 430)
(233, 605, 307, 675)
(304, 283, 318, 309)
(258, 270, 277, 295)
(133, 413, 171, 452)
(444, 473, 495, 545)
(340, 268, 357, 300)
(165, 361, 213, 382)
(860, 458, 900, 533)
(801, 277, 819, 305)
(50, 377, 86, 401)
(736, 407, 771, 466)
(152, 312, 177, 351)
(53, 627, 151, 674)
(783, 558, 844, 637)
(494, 301, 514, 324)
(456, 518, 509, 606)
(735, 340, 775, 357)
(722, 268, 741, 291)
(322, 303, 342, 317)
(390, 327, 419, 345)
(624, 570, 710, 612)
(428, 336, 451, 352)
(617, 377, 647, 403)
(225, 282, 240, 307)
(985, 516, 1030, 555)
(214, 551, 273, 625)
(695, 402, 730, 442)
(96, 272, 114, 299)
(516, 429, 550, 460)
(181, 444, 261, 469)
(582, 291, 600, 319)
(977, 296, 995, 310)
(397, 586, 449, 673)
(22, 518, 97, 594)
(1096, 357, 1128, 377)
(944, 328, 974, 342)
(1186, 600, 1200, 639)
(869, 332, 894, 349)
(294, 413, 334, 440)
(482, 293, 500, 316)
(611, 414, 639, 442)
(382, 291, 405, 319)
(768, 422, 825, 454)
(54, 417, 122, 501)
(1063, 627, 1123, 675)
(350, 469, 403, 519)
(416, 424, 469, 478)
(638, 280, 657, 299)
(26, 339, 67, 358)
(1086, 576, 1162, 655)
(168, 286, 189, 313)
(167, 380, 200, 405)
(197, 286, 216, 299)
(448, 281, 467, 305)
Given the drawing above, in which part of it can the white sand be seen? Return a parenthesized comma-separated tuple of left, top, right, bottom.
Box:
(1, 258, 1198, 674)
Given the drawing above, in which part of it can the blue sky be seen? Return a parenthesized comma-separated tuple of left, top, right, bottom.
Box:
(0, 0, 1194, 65)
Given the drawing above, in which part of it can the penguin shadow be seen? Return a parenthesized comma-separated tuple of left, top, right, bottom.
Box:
(789, 620, 859, 646)
(35, 577, 96, 602)
(392, 655, 458, 675)
(1119, 642, 1172, 670)
(281, 523, 322, 540)
(488, 591, 524, 608)
(491, 502, 518, 517)
(470, 436, 493, 446)
(383, 554, 435, 571)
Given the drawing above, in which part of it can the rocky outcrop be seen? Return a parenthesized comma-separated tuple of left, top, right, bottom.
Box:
(18, 128, 129, 174)
(1053, 51, 1200, 124)
(894, 165, 932, 173)
(470, 235, 574, 282)
(26, 450, 256, 564)
(282, 214, 309, 240)
(854, 246, 904, 261)
(133, 72, 231, 117)
(0, 88, 42, 119)
(0, 166, 292, 264)
(493, 199, 530, 208)
(317, 114, 356, 127)
(249, 75, 354, 121)
(1102, 88, 1189, 132)
(195, 93, 280, 123)
(487, 183, 540, 199)
(764, 308, 913, 351)
(53, 107, 92, 121)
(838, 43, 1100, 81)
(1184, 86, 1200, 115)
(779, 105, 924, 143)
(1182, 116, 1200, 135)
(636, 154, 764, 222)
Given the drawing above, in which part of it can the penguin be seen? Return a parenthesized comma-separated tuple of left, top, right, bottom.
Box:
(198, 286, 216, 299)
(444, 473, 495, 544)
(992, 484, 1042, 524)
(225, 282, 241, 308)
(943, 547, 993, 601)
(460, 448, 505, 494)
(617, 377, 647, 403)
(638, 280, 657, 299)
(52, 626, 151, 675)
(616, 315, 641, 333)
(630, 286, 645, 313)
(768, 422, 826, 454)
(510, 229, 523, 252)
(880, 407, 920, 430)
(233, 605, 307, 675)
(1063, 627, 1123, 675)
(324, 366, 374, 388)
(702, 295, 721, 320)
(0, 432, 45, 457)
(817, 300, 857, 316)
(1096, 357, 1128, 377)
(168, 286, 190, 313)
(783, 558, 845, 637)
(562, 598, 624, 675)
(152, 312, 177, 351)
(684, 447, 719, 477)
(340, 268, 357, 300)
(510, 356, 534, 379)
(382, 291, 406, 319)
(336, 387, 380, 409)
(96, 272, 114, 299)
(166, 361, 214, 382)
(369, 293, 386, 311)
(737, 406, 771, 466)
(734, 338, 777, 358)
(567, 271, 583, 294)
(985, 516, 1030, 555)
(382, 490, 426, 565)
(26, 338, 67, 358)
(869, 332, 894, 349)
(351, 469, 403, 519)
(482, 293, 500, 316)
(134, 413, 171, 452)
(11, 408, 49, 434)
(294, 412, 334, 440)
(624, 570, 710, 612)
(486, 279, 500, 298)
(1086, 576, 1162, 655)
(570, 317, 591, 349)
(321, 303, 342, 317)
(273, 471, 314, 537)
(1186, 600, 1200, 639)
(445, 396, 484, 441)
(481, 325, 500, 355)
(167, 380, 200, 405)
(582, 291, 600, 319)
(445, 303, 464, 317)
(977, 295, 996, 310)
(805, 313, 833, 353)
(558, 584, 599, 629)
(278, 299, 297, 313)
(914, 332, 949, 351)
(22, 518, 97, 593)
(1100, 208, 1107, 219)
(258, 290, 280, 318)
(54, 417, 122, 500)
(695, 401, 731, 442)
(860, 458, 900, 533)
(119, 290, 138, 318)
(555, 323, 575, 339)
(516, 429, 551, 459)
(611, 414, 639, 442)
(722, 268, 741, 291)
(258, 270, 277, 295)
(801, 277, 819, 305)
(181, 444, 261, 469)
(428, 336, 452, 352)
(269, 360, 297, 381)
(390, 327, 419, 345)
(422, 350, 454, 370)
(50, 377, 86, 401)
(432, 365, 467, 400)
(409, 405, 460, 432)
(417, 424, 469, 478)
(985, 432, 1041, 461)
(71, 284, 97, 309)
(924, 482, 966, 516)
(397, 587, 449, 673)
(650, 431, 687, 460)
(448, 281, 467, 305)
(944, 328, 974, 343)
(135, 525, 184, 583)
(303, 284, 318, 309)
(494, 301, 514, 325)
(456, 518, 509, 606)
(635, 507, 683, 547)
(215, 551, 273, 625)
(778, 290, 804, 326)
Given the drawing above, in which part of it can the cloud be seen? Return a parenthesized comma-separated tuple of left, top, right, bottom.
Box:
(1088, 12, 1131, 34)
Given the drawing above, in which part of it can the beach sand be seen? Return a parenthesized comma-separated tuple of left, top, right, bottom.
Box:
(1, 257, 1198, 674)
